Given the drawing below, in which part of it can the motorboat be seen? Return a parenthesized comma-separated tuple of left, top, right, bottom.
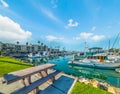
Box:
(69, 55, 120, 70)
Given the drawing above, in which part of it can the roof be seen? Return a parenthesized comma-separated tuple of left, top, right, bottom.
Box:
(89, 47, 103, 50)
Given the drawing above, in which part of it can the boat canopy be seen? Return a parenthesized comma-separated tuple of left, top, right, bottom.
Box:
(88, 47, 102, 50)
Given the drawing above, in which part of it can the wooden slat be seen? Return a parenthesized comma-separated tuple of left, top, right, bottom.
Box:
(11, 71, 60, 94)
(4, 64, 55, 84)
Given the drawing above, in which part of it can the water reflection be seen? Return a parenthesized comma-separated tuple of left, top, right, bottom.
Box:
(48, 56, 120, 88)
(20, 56, 120, 88)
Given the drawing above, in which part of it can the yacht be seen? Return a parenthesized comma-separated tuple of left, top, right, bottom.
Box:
(69, 47, 120, 70)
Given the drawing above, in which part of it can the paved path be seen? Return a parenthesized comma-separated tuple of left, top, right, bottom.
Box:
(39, 75, 75, 94)
(0, 69, 77, 94)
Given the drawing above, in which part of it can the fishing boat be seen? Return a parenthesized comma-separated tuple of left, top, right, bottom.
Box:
(69, 58, 120, 70)
(69, 47, 120, 70)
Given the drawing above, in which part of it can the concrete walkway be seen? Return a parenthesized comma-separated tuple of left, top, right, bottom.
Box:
(39, 75, 75, 94)
(0, 69, 77, 94)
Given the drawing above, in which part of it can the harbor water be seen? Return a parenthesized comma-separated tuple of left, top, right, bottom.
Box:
(24, 55, 120, 88)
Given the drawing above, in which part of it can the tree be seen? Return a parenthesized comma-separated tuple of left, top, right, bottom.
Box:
(38, 41, 40, 45)
(114, 49, 119, 53)
(16, 41, 19, 53)
(26, 42, 28, 46)
(26, 42, 29, 53)
(41, 43, 43, 46)
(16, 41, 19, 45)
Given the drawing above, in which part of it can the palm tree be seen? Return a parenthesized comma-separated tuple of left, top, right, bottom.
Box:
(38, 41, 40, 51)
(41, 43, 44, 51)
(26, 42, 28, 46)
(26, 42, 29, 53)
(16, 41, 19, 45)
(16, 41, 19, 53)
(38, 41, 40, 45)
(41, 43, 43, 46)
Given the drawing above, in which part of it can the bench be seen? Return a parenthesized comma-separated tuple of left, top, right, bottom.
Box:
(4, 64, 55, 86)
(11, 71, 60, 94)
(3, 64, 60, 94)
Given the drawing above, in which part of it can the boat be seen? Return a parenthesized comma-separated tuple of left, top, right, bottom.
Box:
(69, 47, 120, 70)
(28, 53, 41, 58)
(69, 59, 120, 70)
(115, 68, 120, 73)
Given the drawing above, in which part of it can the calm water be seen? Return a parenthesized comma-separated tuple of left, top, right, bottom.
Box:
(24, 56, 120, 88)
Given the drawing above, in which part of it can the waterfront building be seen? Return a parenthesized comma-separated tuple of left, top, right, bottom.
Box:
(2, 43, 16, 55)
(18, 45, 27, 53)
(0, 42, 3, 51)
(0, 41, 65, 57)
(43, 45, 48, 51)
(32, 45, 39, 53)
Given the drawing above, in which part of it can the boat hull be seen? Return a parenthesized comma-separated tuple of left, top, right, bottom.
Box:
(69, 61, 120, 70)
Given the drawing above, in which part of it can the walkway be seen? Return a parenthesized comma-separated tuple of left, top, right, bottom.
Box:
(0, 69, 77, 94)
(39, 75, 75, 94)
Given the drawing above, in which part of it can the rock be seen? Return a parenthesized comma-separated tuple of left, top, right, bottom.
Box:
(107, 86, 116, 94)
(84, 80, 90, 85)
(90, 79, 99, 88)
(79, 78, 86, 83)
(116, 88, 120, 94)
(79, 78, 90, 84)
(97, 83, 108, 91)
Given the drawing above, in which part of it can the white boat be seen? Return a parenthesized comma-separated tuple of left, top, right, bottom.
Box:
(69, 55, 120, 70)
(28, 53, 41, 58)
(115, 68, 120, 73)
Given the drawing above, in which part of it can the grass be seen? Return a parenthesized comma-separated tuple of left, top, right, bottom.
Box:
(71, 81, 112, 94)
(0, 56, 33, 76)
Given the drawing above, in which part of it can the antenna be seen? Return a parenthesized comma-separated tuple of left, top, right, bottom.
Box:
(108, 39, 110, 50)
(84, 41, 88, 52)
(112, 32, 120, 49)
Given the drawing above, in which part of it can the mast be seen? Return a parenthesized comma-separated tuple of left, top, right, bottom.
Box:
(108, 39, 110, 50)
(112, 32, 120, 49)
(108, 39, 110, 52)
(84, 41, 88, 55)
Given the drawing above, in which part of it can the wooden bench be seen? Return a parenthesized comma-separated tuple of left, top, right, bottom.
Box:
(3, 64, 61, 94)
(4, 64, 55, 86)
(11, 71, 60, 94)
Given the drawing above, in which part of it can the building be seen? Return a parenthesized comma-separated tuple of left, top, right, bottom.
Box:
(0, 41, 63, 57)
(0, 42, 3, 51)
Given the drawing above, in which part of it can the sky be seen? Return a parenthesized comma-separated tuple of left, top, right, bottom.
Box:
(0, 0, 120, 51)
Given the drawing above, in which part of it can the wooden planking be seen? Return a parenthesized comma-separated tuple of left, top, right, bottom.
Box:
(11, 71, 60, 94)
(4, 64, 55, 84)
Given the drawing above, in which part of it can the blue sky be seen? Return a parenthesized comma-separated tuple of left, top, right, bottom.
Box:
(0, 0, 120, 51)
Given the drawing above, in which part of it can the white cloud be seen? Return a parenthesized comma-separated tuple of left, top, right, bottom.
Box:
(0, 0, 9, 7)
(65, 19, 79, 29)
(30, 1, 60, 23)
(0, 15, 32, 42)
(92, 35, 105, 41)
(41, 7, 60, 22)
(80, 32, 93, 39)
(75, 32, 105, 41)
(91, 26, 96, 31)
(46, 35, 64, 42)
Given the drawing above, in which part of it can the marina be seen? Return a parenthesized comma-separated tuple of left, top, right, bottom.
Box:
(69, 47, 120, 70)
(1, 0, 120, 93)
(22, 56, 120, 88)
